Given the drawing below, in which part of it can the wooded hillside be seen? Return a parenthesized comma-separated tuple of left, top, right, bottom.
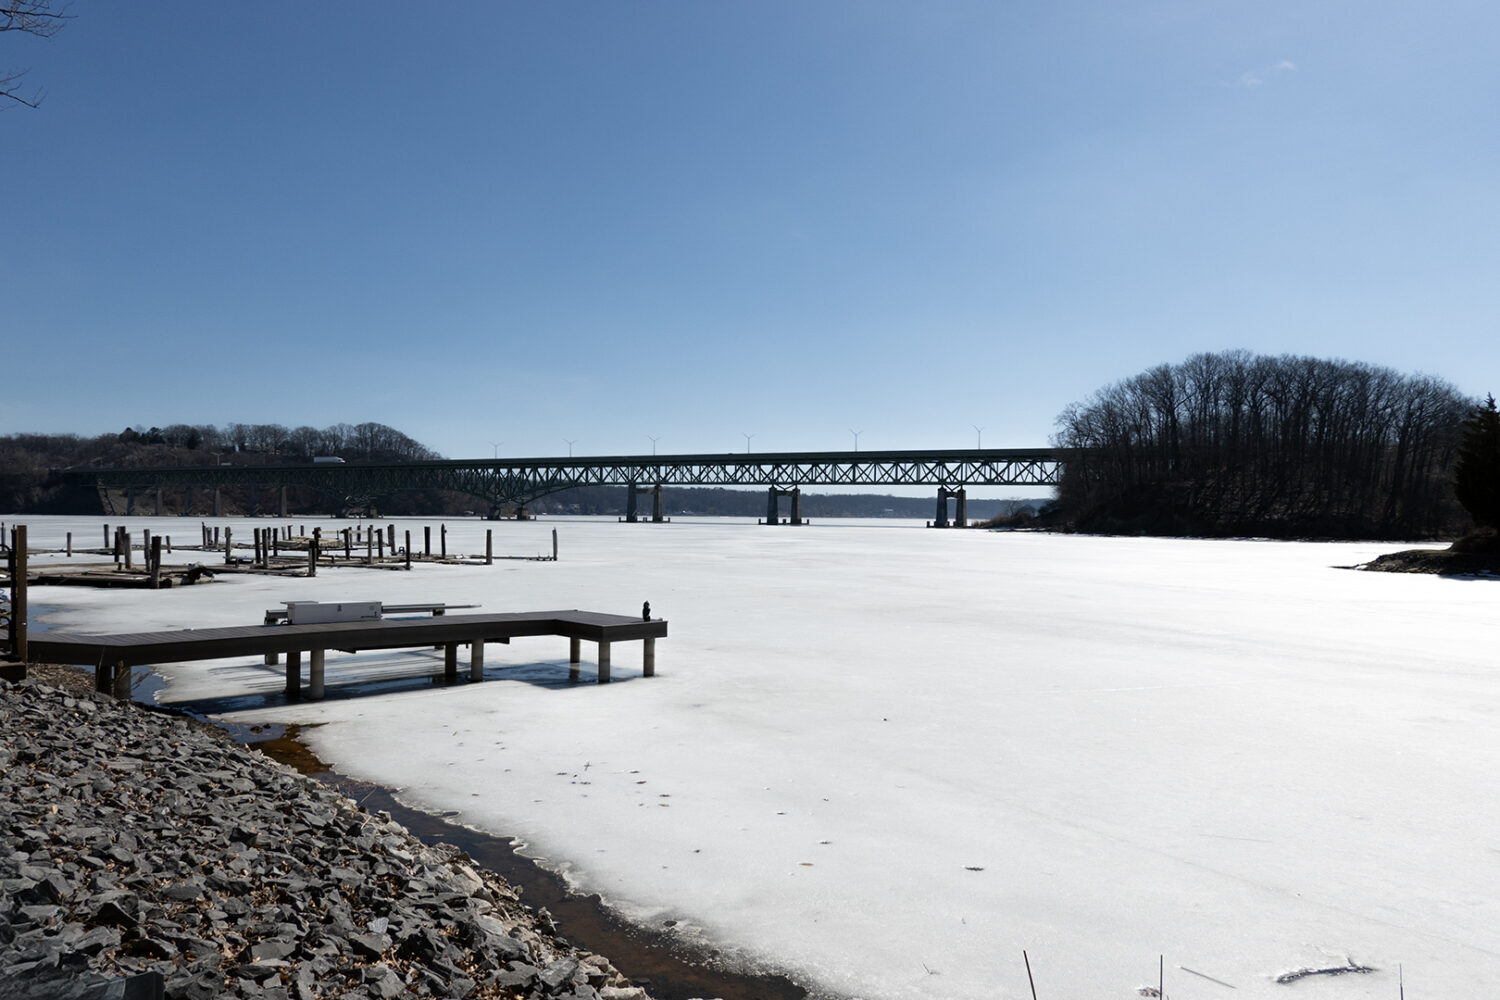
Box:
(1053, 351, 1472, 538)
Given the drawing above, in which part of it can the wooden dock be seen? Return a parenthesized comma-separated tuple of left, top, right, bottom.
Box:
(28, 611, 667, 699)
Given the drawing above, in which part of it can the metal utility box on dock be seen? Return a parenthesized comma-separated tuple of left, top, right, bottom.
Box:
(284, 601, 381, 624)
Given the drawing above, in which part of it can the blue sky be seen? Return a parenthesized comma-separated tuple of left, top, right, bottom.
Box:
(5, 1, 1498, 460)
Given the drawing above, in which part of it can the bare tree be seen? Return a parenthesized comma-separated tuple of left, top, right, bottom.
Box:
(2, 1, 68, 109)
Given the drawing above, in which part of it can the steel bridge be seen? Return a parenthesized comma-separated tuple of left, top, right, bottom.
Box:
(67, 447, 1064, 523)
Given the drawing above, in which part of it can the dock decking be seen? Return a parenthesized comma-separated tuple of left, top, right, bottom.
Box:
(28, 611, 667, 699)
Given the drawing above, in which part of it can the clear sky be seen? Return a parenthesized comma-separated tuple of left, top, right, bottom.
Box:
(6, 1, 1498, 460)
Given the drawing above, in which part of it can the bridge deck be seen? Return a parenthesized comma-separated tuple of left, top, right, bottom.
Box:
(30, 611, 667, 697)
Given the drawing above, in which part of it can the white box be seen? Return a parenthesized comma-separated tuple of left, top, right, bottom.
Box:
(284, 601, 382, 624)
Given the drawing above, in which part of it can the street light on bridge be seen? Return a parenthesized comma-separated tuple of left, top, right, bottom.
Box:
(743, 433, 755, 454)
(973, 426, 984, 449)
(648, 435, 660, 456)
(565, 439, 576, 458)
(850, 428, 861, 452)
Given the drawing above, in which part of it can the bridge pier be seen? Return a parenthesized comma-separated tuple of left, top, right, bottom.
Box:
(764, 486, 805, 525)
(213, 488, 222, 518)
(653, 484, 664, 522)
(933, 487, 950, 528)
(626, 483, 638, 523)
(955, 487, 967, 527)
(280, 486, 288, 517)
(183, 487, 193, 516)
(125, 490, 134, 516)
(154, 487, 163, 517)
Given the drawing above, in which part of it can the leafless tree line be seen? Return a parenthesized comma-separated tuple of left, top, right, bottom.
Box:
(1053, 351, 1472, 537)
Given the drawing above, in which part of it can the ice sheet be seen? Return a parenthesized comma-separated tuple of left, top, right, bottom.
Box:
(15, 514, 1498, 999)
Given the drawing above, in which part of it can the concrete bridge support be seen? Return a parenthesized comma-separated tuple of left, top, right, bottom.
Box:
(154, 488, 163, 517)
(653, 484, 664, 522)
(765, 486, 804, 525)
(931, 487, 969, 527)
(625, 483, 665, 523)
(183, 487, 193, 516)
(125, 490, 135, 516)
(626, 483, 639, 523)
(213, 488, 222, 518)
(279, 486, 288, 517)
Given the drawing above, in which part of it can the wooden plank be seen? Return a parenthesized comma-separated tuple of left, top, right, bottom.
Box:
(30, 611, 667, 668)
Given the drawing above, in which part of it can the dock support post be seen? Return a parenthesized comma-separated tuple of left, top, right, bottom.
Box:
(486, 530, 493, 565)
(643, 637, 655, 678)
(470, 641, 484, 682)
(224, 527, 233, 566)
(552, 528, 558, 561)
(444, 644, 458, 685)
(94, 661, 110, 694)
(652, 484, 664, 523)
(388, 524, 396, 551)
(597, 641, 611, 684)
(285, 651, 301, 700)
(112, 661, 131, 700)
(309, 649, 325, 700)
(66, 531, 71, 558)
(150, 536, 162, 589)
(424, 526, 431, 557)
(7, 525, 26, 663)
(440, 524, 447, 558)
(404, 531, 411, 571)
(626, 483, 639, 523)
(568, 637, 581, 682)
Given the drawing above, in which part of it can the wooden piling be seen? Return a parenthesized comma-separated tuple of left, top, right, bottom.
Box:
(404, 531, 411, 570)
(224, 527, 232, 565)
(8, 526, 27, 662)
(123, 530, 132, 571)
(424, 526, 431, 557)
(150, 536, 163, 589)
(103, 524, 110, 548)
(343, 528, 351, 561)
(486, 530, 493, 565)
(66, 531, 72, 558)
(440, 524, 446, 558)
(307, 534, 317, 577)
(552, 528, 558, 561)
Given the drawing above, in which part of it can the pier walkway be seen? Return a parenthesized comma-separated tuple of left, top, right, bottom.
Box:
(29, 611, 666, 700)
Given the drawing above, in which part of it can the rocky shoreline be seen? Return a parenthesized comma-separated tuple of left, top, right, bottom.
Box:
(0, 673, 658, 1000)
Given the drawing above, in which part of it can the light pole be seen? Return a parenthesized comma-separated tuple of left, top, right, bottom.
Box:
(489, 441, 502, 459)
(742, 433, 755, 454)
(564, 439, 576, 458)
(850, 428, 861, 452)
(973, 425, 984, 449)
(647, 435, 660, 456)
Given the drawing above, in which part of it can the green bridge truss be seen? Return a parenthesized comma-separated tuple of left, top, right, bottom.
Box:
(67, 448, 1065, 518)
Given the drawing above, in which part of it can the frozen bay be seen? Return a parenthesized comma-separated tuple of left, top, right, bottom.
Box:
(15, 515, 1500, 999)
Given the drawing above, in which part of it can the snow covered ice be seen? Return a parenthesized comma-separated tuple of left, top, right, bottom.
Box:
(17, 515, 1500, 999)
